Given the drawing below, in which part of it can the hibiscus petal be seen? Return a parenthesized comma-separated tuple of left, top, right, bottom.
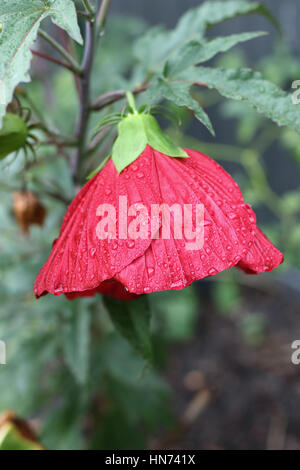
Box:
(115, 148, 257, 295)
(34, 148, 163, 297)
(237, 227, 283, 274)
(65, 279, 137, 300)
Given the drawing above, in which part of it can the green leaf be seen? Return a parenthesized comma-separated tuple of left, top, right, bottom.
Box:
(134, 0, 278, 72)
(63, 304, 91, 385)
(167, 31, 267, 76)
(182, 66, 300, 134)
(183, 0, 279, 33)
(0, 0, 82, 126)
(0, 113, 28, 159)
(103, 296, 153, 363)
(112, 113, 188, 173)
(45, 0, 83, 45)
(146, 78, 215, 136)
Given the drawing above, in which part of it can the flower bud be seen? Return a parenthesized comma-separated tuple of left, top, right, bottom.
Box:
(0, 113, 29, 160)
(0, 411, 43, 450)
(13, 191, 46, 235)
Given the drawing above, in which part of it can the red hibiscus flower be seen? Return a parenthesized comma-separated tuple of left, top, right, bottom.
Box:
(34, 143, 283, 301)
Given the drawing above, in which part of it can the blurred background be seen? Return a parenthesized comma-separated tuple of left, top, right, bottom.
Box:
(0, 0, 299, 450)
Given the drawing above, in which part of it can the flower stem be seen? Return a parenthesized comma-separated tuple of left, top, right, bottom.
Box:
(90, 86, 150, 111)
(38, 29, 82, 75)
(71, 0, 113, 183)
(71, 21, 96, 182)
(31, 49, 80, 74)
(126, 91, 138, 113)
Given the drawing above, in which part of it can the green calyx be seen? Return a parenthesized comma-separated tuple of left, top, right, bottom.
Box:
(0, 113, 29, 160)
(112, 111, 188, 173)
(89, 91, 188, 177)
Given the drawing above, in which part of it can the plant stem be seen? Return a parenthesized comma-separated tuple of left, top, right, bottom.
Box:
(31, 49, 80, 74)
(90, 86, 150, 111)
(40, 139, 79, 148)
(71, 0, 113, 182)
(96, 0, 112, 32)
(82, 0, 94, 16)
(71, 21, 96, 181)
(125, 91, 138, 113)
(38, 29, 82, 75)
(77, 10, 93, 20)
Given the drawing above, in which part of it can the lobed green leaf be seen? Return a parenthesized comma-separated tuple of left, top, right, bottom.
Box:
(182, 66, 300, 134)
(0, 0, 82, 126)
(167, 31, 267, 76)
(145, 78, 215, 136)
(134, 0, 278, 72)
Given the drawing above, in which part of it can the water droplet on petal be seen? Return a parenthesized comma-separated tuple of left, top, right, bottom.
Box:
(147, 267, 155, 276)
(110, 240, 118, 250)
(126, 239, 135, 248)
(54, 285, 63, 294)
(204, 220, 212, 227)
(90, 247, 96, 257)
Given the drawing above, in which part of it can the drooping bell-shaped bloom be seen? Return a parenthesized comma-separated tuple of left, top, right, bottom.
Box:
(34, 145, 283, 300)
